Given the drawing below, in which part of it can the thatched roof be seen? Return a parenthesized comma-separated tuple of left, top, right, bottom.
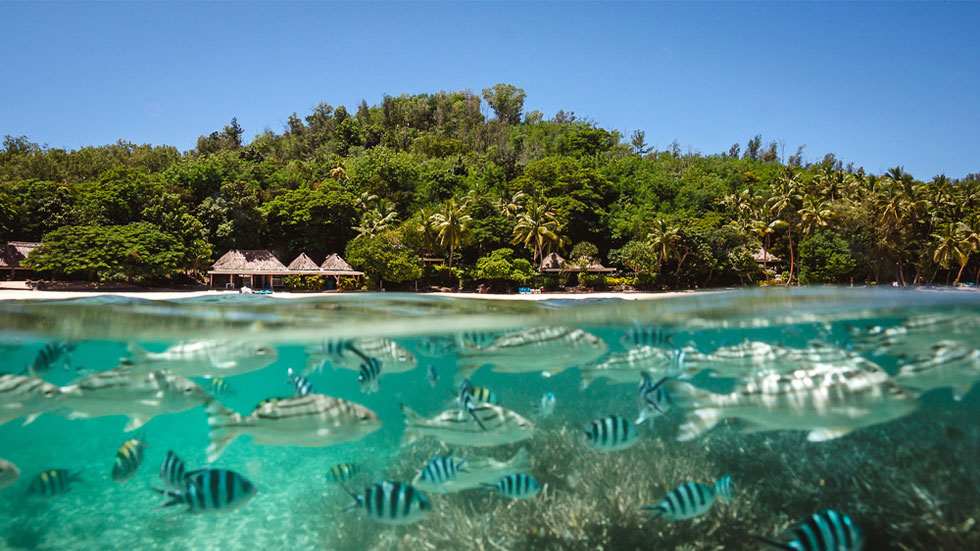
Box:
(287, 253, 320, 271)
(0, 241, 40, 269)
(210, 250, 287, 272)
(580, 261, 617, 273)
(751, 247, 782, 264)
(320, 253, 361, 274)
(539, 252, 566, 272)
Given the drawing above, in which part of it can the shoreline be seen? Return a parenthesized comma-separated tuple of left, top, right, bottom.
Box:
(0, 282, 706, 301)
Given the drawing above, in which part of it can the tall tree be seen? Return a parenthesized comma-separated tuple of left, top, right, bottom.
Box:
(430, 198, 472, 269)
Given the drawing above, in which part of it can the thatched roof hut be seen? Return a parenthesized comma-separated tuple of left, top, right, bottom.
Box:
(320, 253, 363, 276)
(751, 247, 782, 265)
(538, 252, 615, 273)
(539, 252, 566, 273)
(211, 250, 287, 272)
(0, 241, 40, 270)
(287, 253, 321, 271)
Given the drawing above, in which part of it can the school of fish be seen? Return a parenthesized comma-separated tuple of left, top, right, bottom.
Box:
(3, 313, 978, 551)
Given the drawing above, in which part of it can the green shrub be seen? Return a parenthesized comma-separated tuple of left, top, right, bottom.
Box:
(283, 274, 325, 291)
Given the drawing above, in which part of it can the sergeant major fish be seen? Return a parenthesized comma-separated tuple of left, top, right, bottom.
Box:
(641, 475, 734, 521)
(401, 403, 533, 447)
(0, 458, 20, 489)
(286, 368, 313, 397)
(620, 326, 675, 349)
(636, 373, 670, 425)
(345, 481, 431, 525)
(358, 358, 382, 394)
(418, 454, 467, 488)
(205, 393, 382, 462)
(160, 451, 188, 490)
(58, 368, 209, 431)
(111, 434, 148, 483)
(24, 341, 76, 378)
(28, 469, 82, 496)
(585, 414, 639, 452)
(456, 326, 608, 379)
(483, 473, 540, 499)
(120, 340, 278, 378)
(326, 463, 362, 484)
(0, 374, 63, 426)
(412, 447, 531, 494)
(668, 363, 918, 442)
(752, 509, 863, 551)
(415, 336, 456, 358)
(153, 469, 257, 513)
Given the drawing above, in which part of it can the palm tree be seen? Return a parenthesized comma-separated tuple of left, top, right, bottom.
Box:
(931, 222, 971, 285)
(646, 219, 682, 272)
(430, 198, 472, 270)
(799, 195, 834, 237)
(767, 171, 803, 285)
(511, 201, 562, 265)
(497, 191, 526, 218)
(354, 199, 398, 237)
(415, 207, 439, 256)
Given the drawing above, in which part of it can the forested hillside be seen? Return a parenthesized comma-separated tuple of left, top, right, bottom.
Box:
(2, 84, 978, 289)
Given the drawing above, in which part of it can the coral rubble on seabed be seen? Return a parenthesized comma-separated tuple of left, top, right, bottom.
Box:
(307, 408, 980, 551)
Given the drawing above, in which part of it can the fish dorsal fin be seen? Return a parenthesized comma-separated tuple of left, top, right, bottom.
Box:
(125, 415, 151, 432)
(22, 413, 41, 426)
(953, 383, 974, 401)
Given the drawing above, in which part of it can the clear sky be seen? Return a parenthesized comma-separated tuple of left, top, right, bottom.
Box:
(1, 1, 977, 179)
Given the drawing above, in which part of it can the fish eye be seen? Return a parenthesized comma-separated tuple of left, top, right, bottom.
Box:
(184, 387, 194, 394)
(43, 390, 55, 398)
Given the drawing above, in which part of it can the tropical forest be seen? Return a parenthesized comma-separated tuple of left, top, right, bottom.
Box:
(2, 84, 978, 290)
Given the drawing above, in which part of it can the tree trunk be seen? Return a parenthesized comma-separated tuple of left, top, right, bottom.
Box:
(955, 263, 966, 285)
(784, 226, 794, 286)
(448, 243, 454, 270)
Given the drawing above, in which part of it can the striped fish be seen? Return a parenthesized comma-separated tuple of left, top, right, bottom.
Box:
(893, 341, 980, 400)
(426, 365, 439, 388)
(58, 368, 209, 431)
(286, 368, 313, 397)
(456, 378, 487, 429)
(154, 469, 257, 513)
(358, 358, 382, 394)
(0, 458, 20, 489)
(415, 336, 456, 358)
(641, 476, 733, 521)
(456, 326, 608, 378)
(25, 341, 75, 378)
(401, 403, 533, 447)
(580, 346, 689, 389)
(753, 509, 863, 551)
(28, 469, 81, 496)
(205, 393, 381, 462)
(345, 481, 431, 525)
(111, 434, 148, 483)
(419, 454, 466, 485)
(160, 451, 188, 490)
(683, 341, 869, 379)
(306, 338, 417, 374)
(471, 385, 501, 405)
(847, 314, 980, 356)
(620, 326, 675, 349)
(208, 378, 234, 397)
(456, 330, 504, 350)
(668, 363, 919, 442)
(585, 415, 639, 452)
(482, 473, 541, 499)
(0, 374, 63, 426)
(413, 447, 530, 495)
(636, 373, 670, 425)
(326, 463, 361, 484)
(532, 392, 556, 418)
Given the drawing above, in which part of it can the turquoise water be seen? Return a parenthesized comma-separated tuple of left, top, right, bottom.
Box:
(1, 288, 979, 550)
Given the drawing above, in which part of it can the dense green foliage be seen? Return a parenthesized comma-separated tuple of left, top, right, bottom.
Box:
(2, 85, 978, 287)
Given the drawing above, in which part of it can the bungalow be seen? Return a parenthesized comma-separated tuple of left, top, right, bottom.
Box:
(538, 252, 616, 274)
(207, 249, 287, 290)
(0, 241, 41, 280)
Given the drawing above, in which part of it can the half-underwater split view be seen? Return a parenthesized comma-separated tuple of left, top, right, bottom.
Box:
(1, 289, 979, 551)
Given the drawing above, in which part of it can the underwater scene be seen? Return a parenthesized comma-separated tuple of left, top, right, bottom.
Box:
(0, 288, 978, 551)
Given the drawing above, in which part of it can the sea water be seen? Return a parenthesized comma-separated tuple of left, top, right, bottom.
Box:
(0, 288, 978, 551)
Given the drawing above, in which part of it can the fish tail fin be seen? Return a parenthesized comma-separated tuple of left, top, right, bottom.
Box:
(750, 534, 795, 550)
(120, 343, 148, 367)
(715, 475, 733, 505)
(479, 483, 498, 494)
(152, 487, 184, 509)
(579, 372, 597, 390)
(506, 446, 531, 473)
(205, 399, 243, 463)
(667, 381, 724, 441)
(400, 403, 423, 446)
(640, 504, 667, 518)
(342, 487, 363, 513)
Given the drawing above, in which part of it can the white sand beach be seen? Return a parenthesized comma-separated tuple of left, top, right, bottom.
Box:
(0, 281, 702, 301)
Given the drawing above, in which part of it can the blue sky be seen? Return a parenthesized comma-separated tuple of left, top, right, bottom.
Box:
(1, 1, 977, 179)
